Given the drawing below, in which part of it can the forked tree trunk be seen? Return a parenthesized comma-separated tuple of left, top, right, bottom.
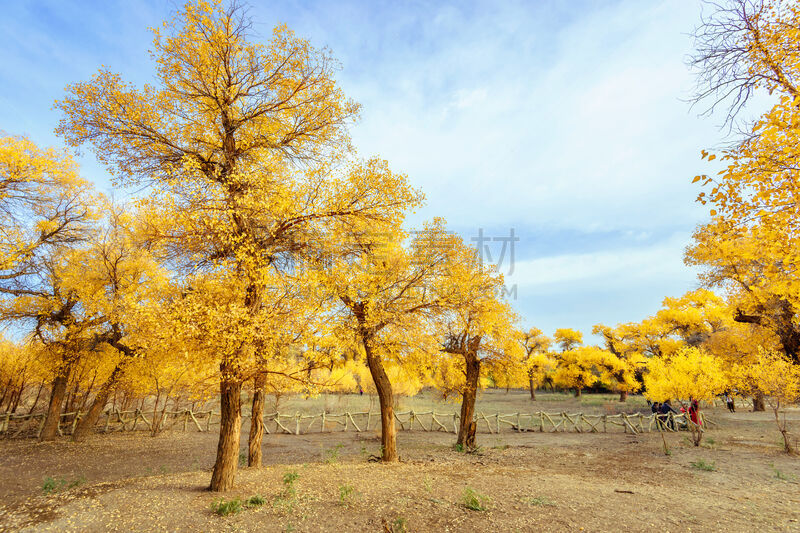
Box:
(529, 377, 536, 400)
(364, 340, 397, 462)
(9, 382, 24, 413)
(773, 403, 796, 454)
(209, 378, 243, 491)
(753, 392, 766, 412)
(40, 373, 70, 441)
(73, 363, 126, 441)
(457, 350, 481, 448)
(248, 373, 266, 467)
(619, 390, 628, 402)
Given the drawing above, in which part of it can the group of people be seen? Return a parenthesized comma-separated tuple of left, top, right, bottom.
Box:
(647, 399, 703, 430)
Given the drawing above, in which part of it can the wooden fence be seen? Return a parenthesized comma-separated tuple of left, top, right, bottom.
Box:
(0, 408, 713, 439)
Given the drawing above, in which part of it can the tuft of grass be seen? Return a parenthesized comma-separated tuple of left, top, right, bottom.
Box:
(247, 494, 267, 507)
(690, 459, 717, 472)
(389, 517, 407, 533)
(521, 495, 556, 507)
(238, 452, 248, 467)
(42, 475, 85, 494)
(211, 497, 243, 516)
(769, 463, 794, 481)
(422, 475, 433, 494)
(68, 475, 86, 489)
(462, 486, 490, 511)
(338, 484, 355, 506)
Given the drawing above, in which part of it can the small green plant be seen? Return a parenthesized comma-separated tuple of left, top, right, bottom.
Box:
(521, 495, 555, 507)
(324, 443, 344, 464)
(769, 463, 794, 481)
(283, 470, 299, 494)
(68, 475, 86, 489)
(42, 477, 60, 494)
(690, 459, 716, 472)
(389, 517, 407, 533)
(338, 484, 355, 506)
(453, 443, 484, 455)
(211, 497, 243, 516)
(238, 452, 248, 466)
(274, 470, 300, 513)
(462, 486, 490, 511)
(248, 494, 267, 506)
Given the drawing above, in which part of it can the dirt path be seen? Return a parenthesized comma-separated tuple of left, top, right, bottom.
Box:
(2, 393, 799, 532)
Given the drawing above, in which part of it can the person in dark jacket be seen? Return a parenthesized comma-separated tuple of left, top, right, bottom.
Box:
(659, 400, 677, 430)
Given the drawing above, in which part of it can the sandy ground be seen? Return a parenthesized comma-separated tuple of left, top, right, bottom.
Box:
(1, 391, 799, 532)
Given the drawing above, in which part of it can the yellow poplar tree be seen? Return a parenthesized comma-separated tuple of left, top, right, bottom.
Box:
(552, 345, 608, 398)
(324, 220, 454, 462)
(56, 1, 417, 490)
(734, 350, 800, 453)
(643, 347, 729, 446)
(435, 235, 521, 448)
(518, 327, 553, 400)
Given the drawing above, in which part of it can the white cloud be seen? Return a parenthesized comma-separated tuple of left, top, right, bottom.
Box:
(512, 233, 694, 290)
(336, 0, 720, 233)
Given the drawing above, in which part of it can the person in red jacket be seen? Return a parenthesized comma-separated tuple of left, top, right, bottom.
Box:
(689, 398, 702, 427)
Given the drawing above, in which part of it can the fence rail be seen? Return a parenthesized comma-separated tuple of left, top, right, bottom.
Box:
(0, 408, 714, 439)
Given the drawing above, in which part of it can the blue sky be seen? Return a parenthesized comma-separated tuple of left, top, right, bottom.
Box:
(0, 0, 737, 340)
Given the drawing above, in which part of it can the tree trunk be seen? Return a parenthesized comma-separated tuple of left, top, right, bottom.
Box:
(40, 373, 70, 441)
(248, 374, 266, 467)
(457, 351, 481, 448)
(574, 388, 582, 398)
(753, 392, 765, 412)
(364, 340, 397, 462)
(209, 378, 243, 491)
(66, 376, 81, 416)
(619, 390, 628, 402)
(72, 363, 125, 441)
(529, 378, 536, 400)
